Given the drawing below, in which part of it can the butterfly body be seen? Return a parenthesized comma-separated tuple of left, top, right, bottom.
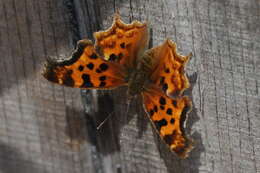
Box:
(126, 51, 154, 97)
(42, 14, 194, 158)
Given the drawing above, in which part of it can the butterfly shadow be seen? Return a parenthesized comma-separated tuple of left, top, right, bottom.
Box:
(64, 106, 88, 151)
(95, 91, 122, 154)
(84, 88, 135, 155)
(156, 72, 205, 173)
(88, 86, 149, 156)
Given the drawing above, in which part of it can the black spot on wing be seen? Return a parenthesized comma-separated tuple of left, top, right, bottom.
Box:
(160, 77, 165, 85)
(154, 105, 158, 112)
(172, 100, 177, 107)
(166, 108, 173, 115)
(154, 119, 167, 131)
(159, 97, 166, 105)
(99, 81, 106, 87)
(89, 53, 98, 59)
(165, 68, 170, 73)
(160, 105, 165, 110)
(78, 65, 84, 71)
(162, 83, 168, 92)
(120, 42, 125, 48)
(63, 70, 74, 87)
(81, 74, 93, 87)
(170, 118, 175, 124)
(109, 54, 117, 61)
(99, 63, 108, 71)
(86, 63, 94, 70)
(149, 109, 154, 116)
(99, 76, 106, 81)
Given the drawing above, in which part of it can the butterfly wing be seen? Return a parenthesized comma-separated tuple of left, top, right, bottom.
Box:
(148, 39, 191, 97)
(142, 85, 193, 158)
(94, 14, 148, 69)
(42, 39, 127, 89)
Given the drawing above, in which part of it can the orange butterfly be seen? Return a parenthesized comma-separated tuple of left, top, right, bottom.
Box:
(42, 14, 193, 158)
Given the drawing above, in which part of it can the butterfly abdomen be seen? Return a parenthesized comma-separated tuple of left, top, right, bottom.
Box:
(127, 69, 147, 97)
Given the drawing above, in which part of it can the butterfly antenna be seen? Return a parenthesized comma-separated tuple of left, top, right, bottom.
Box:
(96, 111, 114, 130)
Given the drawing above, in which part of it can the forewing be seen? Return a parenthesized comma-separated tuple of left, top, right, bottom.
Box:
(149, 39, 191, 96)
(142, 86, 193, 158)
(94, 14, 148, 69)
(42, 39, 127, 89)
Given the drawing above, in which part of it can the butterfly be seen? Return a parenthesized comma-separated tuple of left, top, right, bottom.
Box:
(42, 14, 193, 158)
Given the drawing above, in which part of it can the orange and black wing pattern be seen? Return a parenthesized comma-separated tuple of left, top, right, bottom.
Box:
(149, 39, 191, 97)
(42, 39, 127, 89)
(142, 86, 193, 158)
(143, 39, 193, 158)
(94, 14, 148, 69)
